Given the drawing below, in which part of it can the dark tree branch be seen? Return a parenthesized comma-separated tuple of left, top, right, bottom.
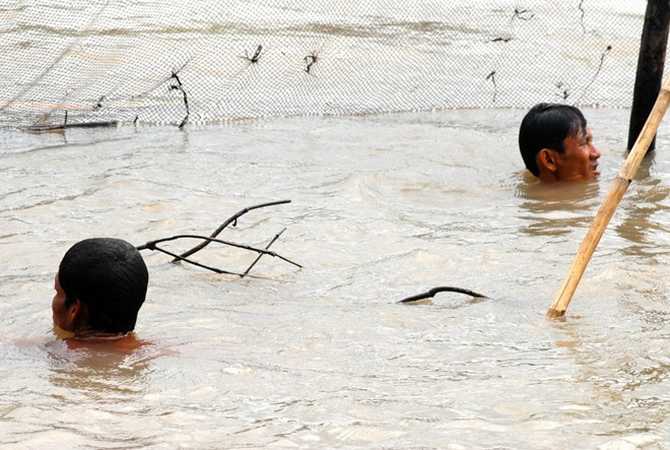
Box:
(398, 286, 488, 304)
(145, 243, 245, 276)
(169, 71, 190, 129)
(25, 110, 117, 133)
(130, 58, 192, 101)
(490, 37, 512, 43)
(138, 234, 302, 269)
(172, 200, 291, 262)
(241, 228, 286, 278)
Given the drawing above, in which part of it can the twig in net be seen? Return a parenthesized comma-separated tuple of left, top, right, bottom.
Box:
(25, 119, 119, 133)
(130, 58, 193, 101)
(223, 44, 266, 85)
(398, 286, 488, 304)
(93, 95, 105, 111)
(578, 0, 586, 35)
(136, 234, 302, 276)
(577, 45, 612, 104)
(25, 104, 118, 133)
(555, 82, 570, 101)
(169, 70, 190, 129)
(510, 7, 534, 23)
(485, 70, 497, 104)
(0, 0, 112, 114)
(172, 200, 292, 262)
(239, 45, 263, 64)
(241, 228, 286, 278)
(304, 51, 319, 74)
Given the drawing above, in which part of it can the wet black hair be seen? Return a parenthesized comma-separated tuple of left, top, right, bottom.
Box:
(58, 237, 149, 334)
(518, 103, 587, 176)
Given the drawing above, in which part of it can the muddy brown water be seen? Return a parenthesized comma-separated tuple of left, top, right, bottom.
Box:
(2, 108, 670, 449)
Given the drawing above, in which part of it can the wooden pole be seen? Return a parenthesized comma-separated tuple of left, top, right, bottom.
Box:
(548, 79, 670, 318)
(627, 0, 670, 152)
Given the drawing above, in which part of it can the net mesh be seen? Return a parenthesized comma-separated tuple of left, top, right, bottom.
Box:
(0, 0, 651, 128)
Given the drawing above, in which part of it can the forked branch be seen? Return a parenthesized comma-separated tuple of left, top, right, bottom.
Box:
(137, 233, 302, 276)
(172, 200, 291, 262)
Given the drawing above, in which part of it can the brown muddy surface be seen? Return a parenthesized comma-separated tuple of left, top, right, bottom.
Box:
(2, 108, 670, 449)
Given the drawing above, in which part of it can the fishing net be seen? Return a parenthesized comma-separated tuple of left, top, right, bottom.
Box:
(0, 0, 649, 129)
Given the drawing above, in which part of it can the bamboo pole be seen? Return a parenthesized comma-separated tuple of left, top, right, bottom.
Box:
(547, 78, 670, 318)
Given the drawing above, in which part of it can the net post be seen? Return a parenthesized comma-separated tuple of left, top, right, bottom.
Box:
(627, 0, 670, 152)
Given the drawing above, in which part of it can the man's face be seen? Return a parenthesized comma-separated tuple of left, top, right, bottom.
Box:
(52, 273, 75, 331)
(555, 127, 601, 182)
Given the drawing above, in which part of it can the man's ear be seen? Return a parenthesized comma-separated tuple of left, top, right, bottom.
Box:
(66, 299, 82, 325)
(537, 148, 559, 173)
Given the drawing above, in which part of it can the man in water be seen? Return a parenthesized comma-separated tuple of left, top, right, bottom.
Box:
(518, 103, 601, 182)
(52, 238, 149, 342)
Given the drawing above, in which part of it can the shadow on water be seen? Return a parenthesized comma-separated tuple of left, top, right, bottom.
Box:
(616, 156, 670, 262)
(43, 331, 155, 400)
(550, 316, 670, 440)
(514, 172, 601, 238)
(544, 153, 670, 440)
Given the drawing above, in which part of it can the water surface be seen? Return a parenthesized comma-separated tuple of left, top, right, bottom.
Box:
(2, 108, 670, 449)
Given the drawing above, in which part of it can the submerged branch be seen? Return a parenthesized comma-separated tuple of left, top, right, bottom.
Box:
(398, 286, 488, 304)
(24, 119, 118, 133)
(146, 244, 245, 276)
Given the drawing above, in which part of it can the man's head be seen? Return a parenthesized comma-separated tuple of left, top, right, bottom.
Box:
(519, 103, 601, 182)
(52, 238, 149, 335)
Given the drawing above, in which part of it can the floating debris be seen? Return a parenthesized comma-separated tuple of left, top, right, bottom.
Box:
(398, 286, 488, 304)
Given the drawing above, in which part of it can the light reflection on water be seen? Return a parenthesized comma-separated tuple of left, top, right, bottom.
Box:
(2, 109, 670, 449)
